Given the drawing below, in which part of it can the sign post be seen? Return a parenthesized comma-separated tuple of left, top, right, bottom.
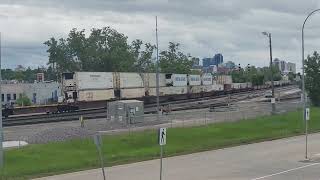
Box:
(306, 108, 310, 121)
(94, 134, 106, 180)
(305, 107, 310, 160)
(158, 128, 166, 180)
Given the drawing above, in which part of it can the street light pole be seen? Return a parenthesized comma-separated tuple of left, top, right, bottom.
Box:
(262, 32, 275, 113)
(301, 9, 320, 160)
(155, 16, 160, 120)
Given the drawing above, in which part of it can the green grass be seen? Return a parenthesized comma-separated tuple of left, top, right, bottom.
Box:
(1, 107, 320, 179)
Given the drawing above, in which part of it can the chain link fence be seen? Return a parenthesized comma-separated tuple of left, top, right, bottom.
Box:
(99, 99, 302, 135)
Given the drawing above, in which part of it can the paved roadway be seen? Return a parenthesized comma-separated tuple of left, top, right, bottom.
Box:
(36, 133, 320, 180)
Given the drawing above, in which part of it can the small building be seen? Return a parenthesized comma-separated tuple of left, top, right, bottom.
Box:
(23, 82, 61, 105)
(1, 81, 61, 106)
(1, 83, 24, 105)
(107, 100, 144, 124)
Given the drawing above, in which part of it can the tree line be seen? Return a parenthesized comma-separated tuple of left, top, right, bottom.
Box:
(1, 66, 57, 83)
(44, 27, 194, 77)
(230, 65, 285, 86)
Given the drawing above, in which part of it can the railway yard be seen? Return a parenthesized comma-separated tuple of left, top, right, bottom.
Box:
(0, 2, 317, 179)
(3, 85, 301, 144)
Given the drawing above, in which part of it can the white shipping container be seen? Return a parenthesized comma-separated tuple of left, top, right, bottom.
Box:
(188, 75, 201, 86)
(212, 84, 224, 91)
(202, 85, 215, 92)
(119, 73, 144, 88)
(121, 88, 145, 99)
(201, 74, 213, 85)
(76, 72, 113, 90)
(232, 83, 241, 89)
(78, 89, 114, 101)
(216, 75, 232, 85)
(188, 86, 203, 94)
(143, 73, 166, 88)
(239, 83, 251, 89)
(63, 79, 75, 88)
(149, 87, 187, 96)
(172, 74, 188, 87)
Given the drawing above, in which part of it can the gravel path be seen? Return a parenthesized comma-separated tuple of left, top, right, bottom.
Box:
(4, 117, 167, 144)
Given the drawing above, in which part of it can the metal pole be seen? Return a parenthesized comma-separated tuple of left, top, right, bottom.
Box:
(94, 134, 106, 180)
(98, 146, 106, 180)
(0, 32, 3, 168)
(160, 145, 163, 180)
(302, 22, 307, 160)
(269, 33, 275, 113)
(301, 9, 320, 159)
(156, 16, 160, 120)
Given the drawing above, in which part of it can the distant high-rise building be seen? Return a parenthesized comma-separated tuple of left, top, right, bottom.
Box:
(272, 58, 296, 74)
(213, 53, 223, 65)
(202, 53, 224, 67)
(273, 58, 281, 70)
(222, 61, 235, 69)
(192, 57, 200, 67)
(287, 62, 296, 74)
(280, 60, 287, 72)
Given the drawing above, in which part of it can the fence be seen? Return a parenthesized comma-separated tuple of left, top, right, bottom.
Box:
(99, 100, 303, 135)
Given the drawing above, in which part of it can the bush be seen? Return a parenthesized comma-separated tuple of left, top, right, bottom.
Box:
(16, 94, 31, 106)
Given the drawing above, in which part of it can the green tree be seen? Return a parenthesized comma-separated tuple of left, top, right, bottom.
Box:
(159, 42, 193, 74)
(305, 51, 320, 106)
(16, 94, 32, 106)
(2, 69, 15, 80)
(288, 72, 295, 81)
(130, 39, 156, 73)
(14, 71, 25, 82)
(44, 27, 135, 73)
(24, 67, 36, 82)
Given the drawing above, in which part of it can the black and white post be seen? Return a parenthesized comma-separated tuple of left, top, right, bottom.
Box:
(159, 128, 166, 180)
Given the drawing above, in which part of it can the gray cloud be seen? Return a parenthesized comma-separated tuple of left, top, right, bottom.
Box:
(0, 0, 320, 70)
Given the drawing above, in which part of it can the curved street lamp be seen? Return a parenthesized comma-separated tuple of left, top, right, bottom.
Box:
(301, 8, 320, 160)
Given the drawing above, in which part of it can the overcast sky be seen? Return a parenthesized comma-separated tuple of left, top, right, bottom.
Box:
(1, 0, 320, 71)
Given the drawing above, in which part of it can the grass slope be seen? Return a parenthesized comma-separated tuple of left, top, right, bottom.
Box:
(1, 107, 319, 179)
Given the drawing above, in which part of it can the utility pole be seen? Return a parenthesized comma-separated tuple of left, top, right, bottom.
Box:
(268, 33, 275, 113)
(155, 16, 160, 120)
(262, 32, 275, 113)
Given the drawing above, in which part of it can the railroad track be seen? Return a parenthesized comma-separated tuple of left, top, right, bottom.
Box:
(3, 108, 107, 126)
(144, 85, 296, 108)
(3, 85, 298, 127)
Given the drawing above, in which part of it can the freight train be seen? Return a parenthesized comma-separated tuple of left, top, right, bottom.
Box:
(58, 72, 291, 112)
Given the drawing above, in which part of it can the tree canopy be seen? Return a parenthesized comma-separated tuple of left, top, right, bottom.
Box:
(305, 51, 320, 106)
(230, 65, 282, 86)
(159, 42, 193, 74)
(44, 27, 194, 75)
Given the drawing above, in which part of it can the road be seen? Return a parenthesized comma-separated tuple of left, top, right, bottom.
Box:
(35, 133, 320, 180)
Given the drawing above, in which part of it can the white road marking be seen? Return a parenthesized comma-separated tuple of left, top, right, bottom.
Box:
(251, 163, 320, 180)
